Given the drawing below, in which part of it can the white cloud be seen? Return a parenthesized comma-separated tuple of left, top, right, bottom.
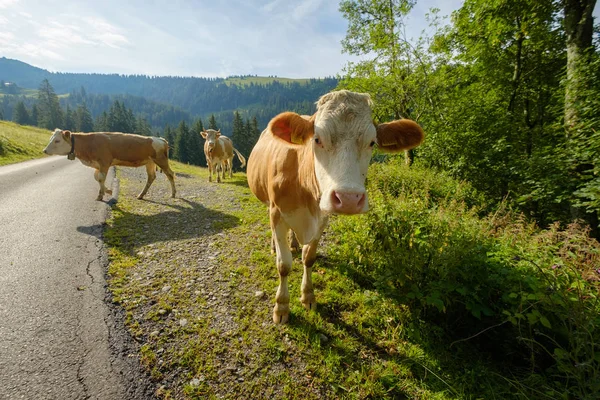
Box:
(0, 0, 19, 9)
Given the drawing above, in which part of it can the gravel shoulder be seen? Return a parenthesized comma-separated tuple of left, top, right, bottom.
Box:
(106, 163, 330, 399)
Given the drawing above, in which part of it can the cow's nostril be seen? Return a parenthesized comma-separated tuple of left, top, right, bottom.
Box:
(331, 191, 342, 207)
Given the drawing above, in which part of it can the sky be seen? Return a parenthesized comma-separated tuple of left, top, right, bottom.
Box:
(0, 0, 590, 79)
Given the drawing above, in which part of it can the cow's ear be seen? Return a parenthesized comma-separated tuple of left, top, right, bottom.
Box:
(61, 130, 71, 142)
(200, 130, 207, 139)
(376, 119, 424, 153)
(269, 112, 313, 145)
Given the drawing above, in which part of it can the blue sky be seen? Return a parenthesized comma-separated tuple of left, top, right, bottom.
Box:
(0, 0, 591, 79)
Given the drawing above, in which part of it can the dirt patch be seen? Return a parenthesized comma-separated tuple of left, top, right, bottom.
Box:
(106, 165, 330, 399)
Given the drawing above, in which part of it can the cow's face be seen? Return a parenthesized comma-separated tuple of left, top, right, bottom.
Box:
(43, 129, 71, 155)
(269, 90, 424, 215)
(201, 129, 220, 153)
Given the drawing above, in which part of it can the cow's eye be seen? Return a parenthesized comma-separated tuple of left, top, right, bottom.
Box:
(314, 137, 321, 145)
(369, 141, 376, 147)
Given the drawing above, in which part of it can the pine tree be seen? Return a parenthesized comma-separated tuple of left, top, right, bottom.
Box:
(30, 104, 38, 126)
(174, 121, 191, 163)
(135, 116, 152, 136)
(75, 103, 94, 132)
(95, 111, 109, 131)
(37, 79, 63, 129)
(232, 111, 245, 150)
(13, 101, 31, 125)
(208, 114, 218, 130)
(190, 118, 206, 166)
(164, 124, 175, 159)
(64, 105, 75, 131)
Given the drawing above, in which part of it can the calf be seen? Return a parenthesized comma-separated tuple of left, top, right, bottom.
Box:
(201, 129, 246, 182)
(247, 90, 424, 323)
(43, 129, 176, 201)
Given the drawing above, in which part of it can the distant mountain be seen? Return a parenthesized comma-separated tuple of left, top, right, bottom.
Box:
(0, 57, 338, 118)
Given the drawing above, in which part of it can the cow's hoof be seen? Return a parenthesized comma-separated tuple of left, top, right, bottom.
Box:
(137, 195, 145, 200)
(301, 294, 317, 311)
(273, 305, 290, 324)
(96, 195, 103, 201)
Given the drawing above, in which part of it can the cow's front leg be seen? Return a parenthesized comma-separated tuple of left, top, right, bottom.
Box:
(271, 208, 292, 324)
(216, 163, 222, 183)
(207, 161, 213, 182)
(94, 168, 111, 201)
(301, 216, 328, 311)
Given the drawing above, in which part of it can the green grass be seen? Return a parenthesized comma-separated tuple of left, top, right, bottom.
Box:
(105, 160, 600, 399)
(0, 87, 39, 97)
(223, 76, 312, 87)
(0, 121, 50, 165)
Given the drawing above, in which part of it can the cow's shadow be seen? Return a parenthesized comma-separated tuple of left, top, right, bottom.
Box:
(77, 197, 240, 248)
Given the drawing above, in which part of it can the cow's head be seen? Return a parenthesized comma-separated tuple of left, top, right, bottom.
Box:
(200, 129, 220, 153)
(269, 90, 424, 215)
(43, 129, 72, 155)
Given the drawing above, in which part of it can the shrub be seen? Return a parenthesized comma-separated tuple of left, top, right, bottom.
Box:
(327, 159, 600, 397)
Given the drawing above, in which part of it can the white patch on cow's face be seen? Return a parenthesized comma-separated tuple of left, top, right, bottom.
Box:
(313, 110, 376, 215)
(43, 129, 70, 155)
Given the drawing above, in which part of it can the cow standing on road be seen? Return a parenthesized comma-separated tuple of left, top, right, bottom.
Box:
(43, 129, 176, 201)
(201, 129, 246, 183)
(247, 90, 425, 324)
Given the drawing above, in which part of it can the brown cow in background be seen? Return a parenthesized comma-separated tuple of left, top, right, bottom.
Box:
(43, 129, 176, 201)
(201, 129, 246, 182)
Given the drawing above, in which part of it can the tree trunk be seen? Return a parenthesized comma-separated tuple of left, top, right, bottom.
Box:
(563, 0, 596, 131)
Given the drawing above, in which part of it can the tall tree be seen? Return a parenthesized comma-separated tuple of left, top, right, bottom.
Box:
(12, 101, 31, 125)
(174, 121, 191, 163)
(64, 105, 75, 131)
(208, 114, 218, 130)
(190, 118, 206, 166)
(75, 103, 94, 132)
(563, 0, 596, 131)
(37, 79, 63, 129)
(163, 124, 176, 159)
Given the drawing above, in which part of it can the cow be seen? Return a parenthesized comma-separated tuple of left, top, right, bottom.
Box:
(43, 129, 176, 201)
(247, 90, 425, 324)
(200, 129, 247, 183)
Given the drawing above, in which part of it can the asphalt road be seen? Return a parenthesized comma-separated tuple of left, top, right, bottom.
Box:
(0, 156, 153, 400)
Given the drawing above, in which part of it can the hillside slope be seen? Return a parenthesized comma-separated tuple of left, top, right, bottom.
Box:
(0, 121, 50, 166)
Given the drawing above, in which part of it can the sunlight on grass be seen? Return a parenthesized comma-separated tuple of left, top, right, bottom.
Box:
(0, 121, 50, 166)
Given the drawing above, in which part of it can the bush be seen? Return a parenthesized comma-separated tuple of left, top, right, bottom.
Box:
(327, 159, 600, 398)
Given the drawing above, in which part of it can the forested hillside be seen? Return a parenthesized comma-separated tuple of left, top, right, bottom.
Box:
(0, 57, 337, 118)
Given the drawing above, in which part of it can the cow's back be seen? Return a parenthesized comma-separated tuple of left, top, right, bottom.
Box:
(103, 133, 156, 162)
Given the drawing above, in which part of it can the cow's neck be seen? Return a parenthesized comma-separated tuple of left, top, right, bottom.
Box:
(298, 141, 320, 207)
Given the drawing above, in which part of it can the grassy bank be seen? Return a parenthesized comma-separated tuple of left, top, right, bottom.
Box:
(0, 121, 50, 166)
(105, 160, 600, 399)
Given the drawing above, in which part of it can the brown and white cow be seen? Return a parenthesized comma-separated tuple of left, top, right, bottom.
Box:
(247, 90, 424, 324)
(200, 129, 246, 183)
(43, 129, 176, 201)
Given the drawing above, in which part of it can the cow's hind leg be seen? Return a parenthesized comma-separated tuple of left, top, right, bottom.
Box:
(154, 158, 176, 198)
(271, 207, 293, 324)
(300, 217, 328, 311)
(138, 162, 156, 199)
(94, 167, 111, 201)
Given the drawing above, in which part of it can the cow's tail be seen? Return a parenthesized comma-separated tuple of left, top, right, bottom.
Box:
(233, 147, 246, 168)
